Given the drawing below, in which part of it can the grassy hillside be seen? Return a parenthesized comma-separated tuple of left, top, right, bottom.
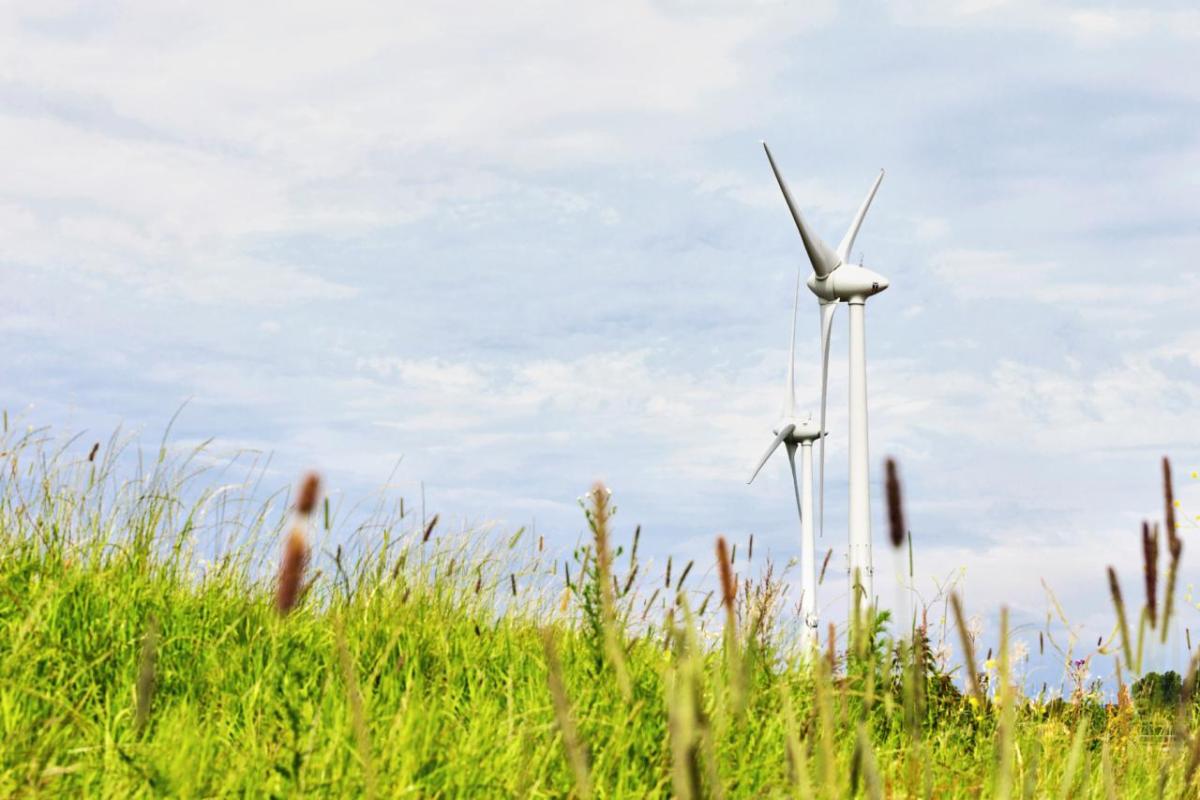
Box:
(0, 423, 1196, 797)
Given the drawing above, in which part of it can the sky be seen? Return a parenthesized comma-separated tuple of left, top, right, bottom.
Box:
(2, 0, 1199, 680)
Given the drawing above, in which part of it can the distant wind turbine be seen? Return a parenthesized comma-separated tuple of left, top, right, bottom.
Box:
(761, 141, 889, 607)
(747, 272, 822, 648)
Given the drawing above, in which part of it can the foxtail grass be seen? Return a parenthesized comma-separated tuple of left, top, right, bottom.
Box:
(1108, 566, 1136, 672)
(2, 422, 1200, 796)
(1162, 457, 1184, 643)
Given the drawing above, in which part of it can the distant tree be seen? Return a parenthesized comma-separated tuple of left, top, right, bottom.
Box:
(1131, 670, 1182, 712)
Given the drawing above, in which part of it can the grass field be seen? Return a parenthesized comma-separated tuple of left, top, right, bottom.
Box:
(1, 420, 1197, 797)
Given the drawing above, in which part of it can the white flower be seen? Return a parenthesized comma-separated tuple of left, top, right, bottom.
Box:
(967, 615, 984, 640)
(1011, 640, 1029, 663)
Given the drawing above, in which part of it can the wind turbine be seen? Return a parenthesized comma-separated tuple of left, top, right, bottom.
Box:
(761, 141, 888, 607)
(747, 272, 822, 647)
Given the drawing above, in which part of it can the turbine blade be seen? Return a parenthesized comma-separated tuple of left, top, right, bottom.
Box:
(785, 270, 800, 417)
(836, 169, 885, 264)
(818, 299, 838, 538)
(762, 142, 840, 278)
(747, 423, 795, 485)
(786, 441, 803, 527)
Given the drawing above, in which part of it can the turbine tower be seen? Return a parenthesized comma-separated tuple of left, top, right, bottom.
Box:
(761, 141, 889, 607)
(747, 273, 823, 648)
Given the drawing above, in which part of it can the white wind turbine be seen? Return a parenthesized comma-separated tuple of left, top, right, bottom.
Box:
(761, 141, 888, 607)
(747, 272, 823, 648)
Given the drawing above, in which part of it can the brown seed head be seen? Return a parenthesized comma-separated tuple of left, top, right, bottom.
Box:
(818, 548, 833, 585)
(884, 457, 906, 549)
(276, 525, 310, 615)
(1142, 521, 1159, 628)
(676, 559, 694, 591)
(1108, 565, 1135, 670)
(1164, 456, 1178, 541)
(1158, 458, 1185, 642)
(590, 482, 611, 524)
(716, 536, 736, 612)
(88, 442, 100, 463)
(1107, 565, 1124, 606)
(296, 472, 321, 516)
(1163, 457, 1184, 562)
(588, 483, 613, 593)
(422, 513, 439, 543)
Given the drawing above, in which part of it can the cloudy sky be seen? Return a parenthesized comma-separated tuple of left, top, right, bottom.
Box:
(2, 0, 1199, 674)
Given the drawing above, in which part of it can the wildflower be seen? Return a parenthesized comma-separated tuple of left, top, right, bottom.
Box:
(983, 658, 997, 672)
(1011, 640, 1029, 663)
(1067, 657, 1092, 698)
(967, 615, 984, 640)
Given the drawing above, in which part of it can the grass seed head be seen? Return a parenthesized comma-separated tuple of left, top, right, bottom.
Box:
(1107, 566, 1135, 670)
(716, 536, 736, 612)
(884, 457, 906, 549)
(676, 560, 694, 591)
(422, 513, 440, 543)
(818, 548, 833, 585)
(276, 524, 310, 615)
(1160, 457, 1183, 642)
(1142, 521, 1159, 628)
(1164, 456, 1177, 541)
(296, 472, 321, 516)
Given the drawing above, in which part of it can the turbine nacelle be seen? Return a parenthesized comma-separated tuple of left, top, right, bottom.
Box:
(807, 265, 889, 304)
(774, 416, 824, 444)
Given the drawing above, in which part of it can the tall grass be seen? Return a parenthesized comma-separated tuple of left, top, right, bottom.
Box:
(0, 421, 1198, 796)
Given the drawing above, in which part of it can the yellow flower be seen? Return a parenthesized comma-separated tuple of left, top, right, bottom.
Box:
(1191, 470, 1198, 479)
(984, 659, 997, 671)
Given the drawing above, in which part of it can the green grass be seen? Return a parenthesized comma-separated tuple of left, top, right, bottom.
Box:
(0, 422, 1197, 797)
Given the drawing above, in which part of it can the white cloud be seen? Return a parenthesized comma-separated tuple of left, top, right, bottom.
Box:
(887, 0, 1200, 43)
(928, 248, 1200, 324)
(2, 0, 1199, 664)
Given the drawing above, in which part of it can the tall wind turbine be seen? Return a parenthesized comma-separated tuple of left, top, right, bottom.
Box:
(747, 273, 822, 647)
(761, 141, 888, 606)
